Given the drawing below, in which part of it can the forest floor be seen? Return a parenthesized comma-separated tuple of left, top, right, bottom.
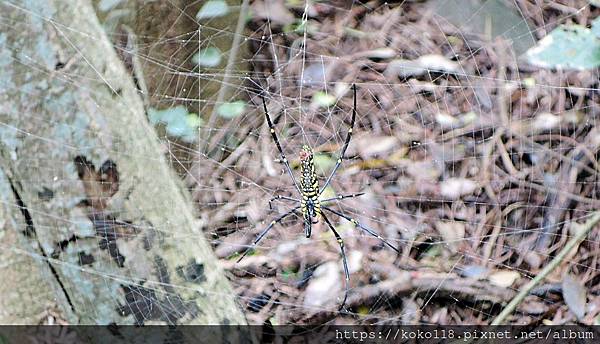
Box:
(189, 0, 600, 325)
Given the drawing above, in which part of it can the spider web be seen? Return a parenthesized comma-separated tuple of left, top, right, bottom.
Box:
(3, 0, 600, 328)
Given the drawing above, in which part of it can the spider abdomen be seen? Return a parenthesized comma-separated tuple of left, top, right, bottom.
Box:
(299, 145, 321, 237)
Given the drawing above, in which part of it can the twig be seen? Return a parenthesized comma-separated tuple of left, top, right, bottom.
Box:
(293, 271, 516, 323)
(199, 0, 250, 154)
(497, 168, 600, 207)
(491, 212, 600, 325)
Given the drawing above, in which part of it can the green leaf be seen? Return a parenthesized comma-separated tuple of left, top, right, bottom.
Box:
(217, 100, 246, 119)
(423, 245, 441, 259)
(148, 105, 188, 125)
(165, 114, 197, 143)
(148, 105, 199, 143)
(186, 113, 203, 128)
(522, 77, 536, 88)
(196, 0, 229, 20)
(357, 306, 370, 316)
(193, 47, 222, 67)
(312, 91, 336, 108)
(283, 19, 317, 34)
(526, 24, 600, 70)
(281, 268, 298, 281)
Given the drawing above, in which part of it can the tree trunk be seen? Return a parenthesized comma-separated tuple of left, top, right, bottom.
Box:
(0, 0, 245, 328)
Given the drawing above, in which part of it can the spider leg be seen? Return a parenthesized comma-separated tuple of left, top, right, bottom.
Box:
(321, 213, 350, 311)
(262, 96, 302, 194)
(268, 195, 300, 210)
(237, 206, 300, 263)
(322, 206, 400, 254)
(320, 192, 364, 203)
(319, 84, 357, 196)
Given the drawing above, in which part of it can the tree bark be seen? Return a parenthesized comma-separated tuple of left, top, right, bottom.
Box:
(0, 0, 245, 328)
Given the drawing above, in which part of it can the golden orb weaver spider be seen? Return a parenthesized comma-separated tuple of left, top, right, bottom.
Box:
(237, 84, 400, 310)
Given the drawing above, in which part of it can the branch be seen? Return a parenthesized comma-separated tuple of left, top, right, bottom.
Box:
(491, 212, 600, 325)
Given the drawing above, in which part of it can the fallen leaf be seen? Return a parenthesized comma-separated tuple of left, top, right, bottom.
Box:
(193, 47, 222, 67)
(347, 250, 363, 274)
(313, 153, 335, 176)
(406, 160, 442, 182)
(520, 300, 549, 315)
(488, 270, 520, 288)
(435, 221, 465, 252)
(312, 91, 336, 108)
(251, 0, 295, 26)
(347, 135, 398, 158)
(356, 47, 397, 59)
(431, 0, 535, 56)
(318, 186, 336, 206)
(526, 23, 600, 70)
(562, 273, 587, 320)
(217, 101, 246, 119)
(407, 79, 437, 93)
(459, 265, 490, 279)
(435, 112, 460, 130)
(303, 261, 341, 309)
(440, 178, 478, 200)
(523, 251, 542, 270)
(532, 112, 561, 132)
(512, 111, 582, 136)
(196, 0, 229, 20)
(385, 54, 459, 79)
(417, 54, 460, 73)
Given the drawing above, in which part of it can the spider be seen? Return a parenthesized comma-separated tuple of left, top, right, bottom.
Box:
(237, 84, 399, 310)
